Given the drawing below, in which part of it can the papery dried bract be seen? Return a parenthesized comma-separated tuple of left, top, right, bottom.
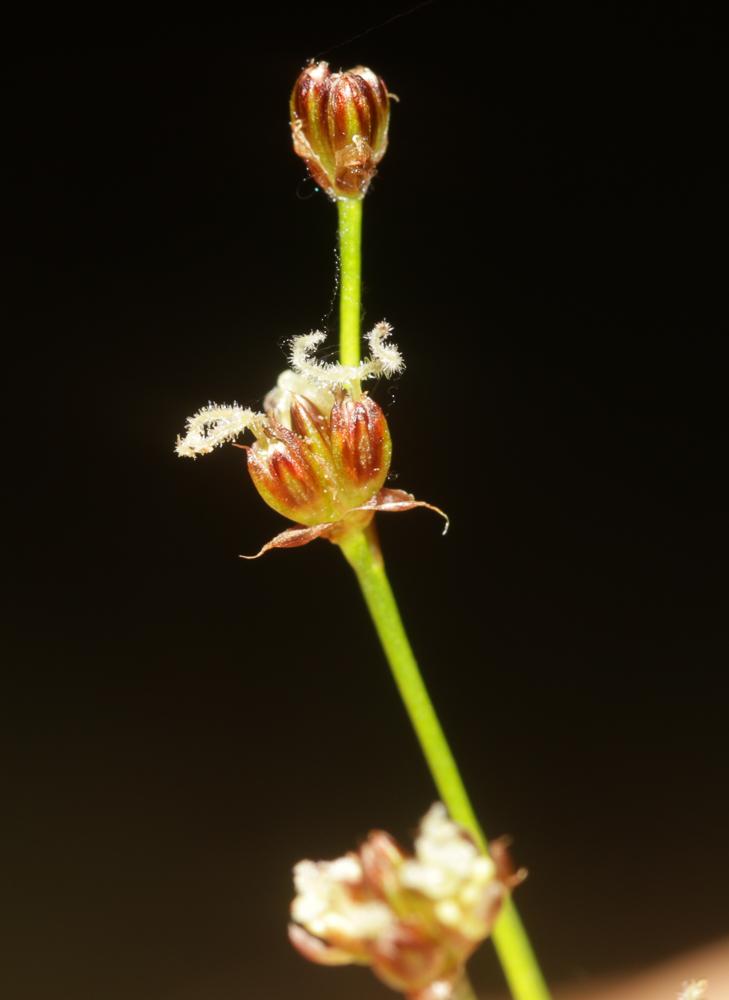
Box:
(290, 61, 390, 199)
(240, 489, 448, 559)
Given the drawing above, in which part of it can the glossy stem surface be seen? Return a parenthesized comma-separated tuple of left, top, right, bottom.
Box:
(338, 526, 551, 1000)
(337, 197, 363, 366)
(335, 188, 550, 1000)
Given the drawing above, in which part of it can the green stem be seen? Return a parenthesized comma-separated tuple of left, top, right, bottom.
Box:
(337, 197, 363, 366)
(339, 527, 482, 831)
(337, 526, 551, 1000)
(334, 188, 549, 1000)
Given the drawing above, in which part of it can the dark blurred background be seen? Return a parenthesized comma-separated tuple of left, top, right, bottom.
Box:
(3, 5, 727, 999)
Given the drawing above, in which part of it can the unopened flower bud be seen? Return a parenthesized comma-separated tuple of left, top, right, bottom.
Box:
(331, 394, 392, 491)
(290, 61, 390, 199)
(245, 418, 328, 526)
(246, 388, 391, 528)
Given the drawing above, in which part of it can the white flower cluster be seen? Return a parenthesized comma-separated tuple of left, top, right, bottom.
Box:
(291, 804, 500, 951)
(289, 804, 514, 999)
(292, 854, 394, 943)
(400, 803, 498, 941)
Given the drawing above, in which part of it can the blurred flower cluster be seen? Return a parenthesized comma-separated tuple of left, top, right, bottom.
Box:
(289, 804, 524, 1000)
(678, 982, 708, 1000)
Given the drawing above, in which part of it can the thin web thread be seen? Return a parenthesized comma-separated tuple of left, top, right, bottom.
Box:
(315, 0, 438, 60)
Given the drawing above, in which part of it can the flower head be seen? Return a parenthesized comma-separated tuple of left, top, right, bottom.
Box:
(175, 324, 446, 556)
(289, 804, 525, 1000)
(290, 61, 391, 200)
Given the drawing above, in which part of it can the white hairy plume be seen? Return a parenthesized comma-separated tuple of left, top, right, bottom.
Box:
(175, 404, 262, 458)
(289, 321, 404, 388)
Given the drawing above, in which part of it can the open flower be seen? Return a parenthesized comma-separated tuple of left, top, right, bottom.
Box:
(289, 804, 525, 1000)
(175, 323, 446, 556)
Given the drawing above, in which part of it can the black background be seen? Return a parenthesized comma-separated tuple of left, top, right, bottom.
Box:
(4, 5, 727, 999)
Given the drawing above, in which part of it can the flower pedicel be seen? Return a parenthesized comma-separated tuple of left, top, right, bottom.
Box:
(175, 323, 446, 556)
(289, 804, 525, 1000)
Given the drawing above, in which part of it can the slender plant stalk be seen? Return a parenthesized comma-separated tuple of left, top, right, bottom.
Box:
(335, 197, 552, 1000)
(337, 197, 363, 366)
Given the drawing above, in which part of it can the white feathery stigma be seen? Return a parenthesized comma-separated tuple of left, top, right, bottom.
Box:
(289, 321, 404, 388)
(175, 404, 263, 458)
(175, 322, 405, 458)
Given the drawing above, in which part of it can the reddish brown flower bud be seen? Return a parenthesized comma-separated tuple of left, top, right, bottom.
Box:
(330, 394, 391, 490)
(245, 388, 391, 529)
(290, 61, 390, 199)
(245, 420, 327, 527)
